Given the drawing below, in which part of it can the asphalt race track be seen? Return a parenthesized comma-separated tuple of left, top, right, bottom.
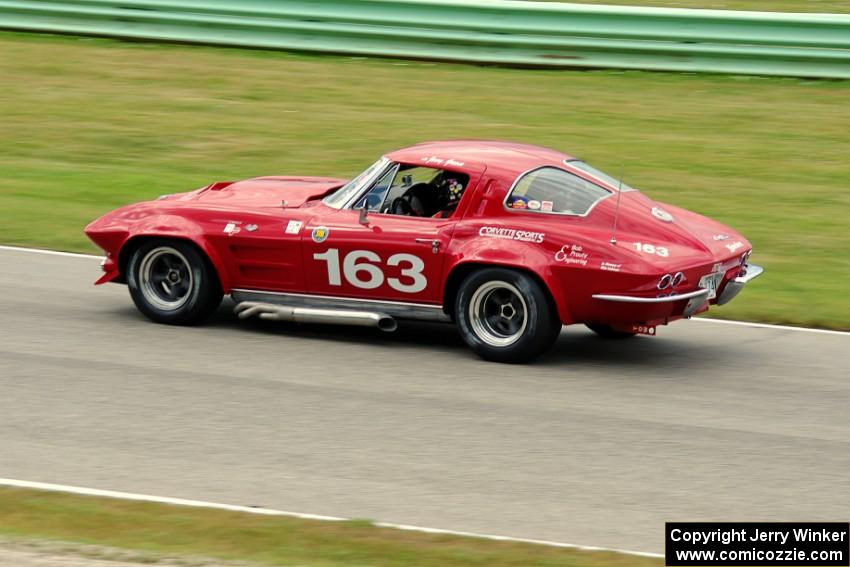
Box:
(1, 247, 848, 554)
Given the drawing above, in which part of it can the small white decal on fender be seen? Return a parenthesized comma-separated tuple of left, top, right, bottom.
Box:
(285, 220, 303, 235)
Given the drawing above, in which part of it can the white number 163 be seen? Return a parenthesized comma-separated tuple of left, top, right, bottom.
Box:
(313, 248, 427, 293)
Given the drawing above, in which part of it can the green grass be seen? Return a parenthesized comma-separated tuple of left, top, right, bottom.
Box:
(0, 487, 660, 567)
(0, 32, 848, 329)
(537, 0, 850, 12)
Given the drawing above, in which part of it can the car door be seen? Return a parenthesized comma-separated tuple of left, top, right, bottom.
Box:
(302, 163, 485, 305)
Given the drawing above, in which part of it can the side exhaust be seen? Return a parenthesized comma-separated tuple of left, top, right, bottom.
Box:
(234, 301, 398, 333)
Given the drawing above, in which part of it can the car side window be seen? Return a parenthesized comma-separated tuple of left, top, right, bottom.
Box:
(506, 167, 611, 216)
(356, 163, 470, 218)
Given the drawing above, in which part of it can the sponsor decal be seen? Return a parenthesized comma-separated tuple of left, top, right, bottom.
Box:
(541, 200, 554, 212)
(311, 226, 330, 243)
(511, 199, 527, 209)
(527, 200, 541, 210)
(725, 241, 744, 253)
(600, 261, 622, 272)
(555, 244, 589, 266)
(713, 234, 730, 241)
(223, 222, 241, 235)
(285, 220, 303, 235)
(245, 224, 258, 232)
(478, 226, 545, 244)
(652, 206, 674, 223)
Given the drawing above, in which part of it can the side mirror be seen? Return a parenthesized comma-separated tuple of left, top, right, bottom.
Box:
(358, 193, 382, 224)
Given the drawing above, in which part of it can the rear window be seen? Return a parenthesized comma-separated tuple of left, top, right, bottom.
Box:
(565, 160, 634, 192)
(506, 167, 611, 215)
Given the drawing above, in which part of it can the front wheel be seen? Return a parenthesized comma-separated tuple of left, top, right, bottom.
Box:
(127, 240, 222, 325)
(455, 268, 561, 363)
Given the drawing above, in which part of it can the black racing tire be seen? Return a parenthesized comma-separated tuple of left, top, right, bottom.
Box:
(455, 268, 561, 363)
(126, 239, 222, 325)
(585, 323, 637, 339)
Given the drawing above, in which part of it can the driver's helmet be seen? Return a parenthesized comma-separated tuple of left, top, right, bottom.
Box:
(443, 178, 464, 204)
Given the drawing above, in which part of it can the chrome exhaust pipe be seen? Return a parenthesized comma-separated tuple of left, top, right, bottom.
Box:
(234, 301, 397, 332)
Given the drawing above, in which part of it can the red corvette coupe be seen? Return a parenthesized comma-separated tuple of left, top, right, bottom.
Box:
(86, 140, 762, 362)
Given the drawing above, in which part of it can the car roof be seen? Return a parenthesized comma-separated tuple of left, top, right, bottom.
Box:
(386, 140, 577, 176)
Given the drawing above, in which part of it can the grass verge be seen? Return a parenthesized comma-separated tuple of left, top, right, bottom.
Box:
(0, 487, 660, 567)
(0, 32, 848, 329)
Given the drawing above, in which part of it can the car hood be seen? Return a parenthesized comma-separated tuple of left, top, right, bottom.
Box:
(194, 176, 347, 209)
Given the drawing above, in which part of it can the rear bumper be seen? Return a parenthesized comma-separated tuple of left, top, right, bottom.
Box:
(592, 287, 710, 318)
(592, 288, 709, 304)
(590, 263, 764, 320)
(716, 264, 764, 306)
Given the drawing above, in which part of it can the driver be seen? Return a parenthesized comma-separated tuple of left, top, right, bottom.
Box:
(389, 170, 469, 217)
(391, 182, 437, 217)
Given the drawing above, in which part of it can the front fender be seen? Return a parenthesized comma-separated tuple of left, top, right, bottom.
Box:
(124, 215, 230, 292)
(87, 207, 230, 291)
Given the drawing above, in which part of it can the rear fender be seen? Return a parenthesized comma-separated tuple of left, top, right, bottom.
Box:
(444, 241, 571, 324)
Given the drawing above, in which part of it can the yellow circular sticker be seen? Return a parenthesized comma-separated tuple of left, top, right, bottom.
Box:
(311, 226, 329, 243)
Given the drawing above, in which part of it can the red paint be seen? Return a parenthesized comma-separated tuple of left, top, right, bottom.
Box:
(85, 141, 753, 328)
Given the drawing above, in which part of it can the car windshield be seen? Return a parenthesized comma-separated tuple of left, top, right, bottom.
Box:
(323, 157, 390, 209)
(565, 160, 635, 192)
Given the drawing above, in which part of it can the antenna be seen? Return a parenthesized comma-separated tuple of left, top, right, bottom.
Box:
(609, 163, 624, 245)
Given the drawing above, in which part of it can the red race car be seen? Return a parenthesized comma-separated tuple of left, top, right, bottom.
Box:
(86, 140, 762, 362)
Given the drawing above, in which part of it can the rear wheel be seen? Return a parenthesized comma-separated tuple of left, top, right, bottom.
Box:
(585, 323, 636, 339)
(127, 240, 222, 325)
(455, 268, 561, 363)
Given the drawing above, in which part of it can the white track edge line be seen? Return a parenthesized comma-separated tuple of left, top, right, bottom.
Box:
(0, 478, 662, 558)
(0, 245, 102, 259)
(1, 244, 846, 337)
(690, 317, 849, 336)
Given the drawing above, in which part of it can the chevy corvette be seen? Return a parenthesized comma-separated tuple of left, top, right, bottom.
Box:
(85, 140, 762, 362)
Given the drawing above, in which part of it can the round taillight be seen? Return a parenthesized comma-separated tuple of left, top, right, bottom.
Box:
(657, 274, 673, 290)
(672, 272, 685, 287)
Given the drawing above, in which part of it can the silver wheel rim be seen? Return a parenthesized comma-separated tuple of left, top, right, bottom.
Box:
(468, 280, 529, 347)
(139, 246, 194, 311)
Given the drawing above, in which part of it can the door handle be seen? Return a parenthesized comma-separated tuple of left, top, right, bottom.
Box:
(415, 238, 441, 254)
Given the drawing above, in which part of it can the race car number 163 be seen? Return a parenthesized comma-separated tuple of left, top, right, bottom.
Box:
(313, 248, 427, 293)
